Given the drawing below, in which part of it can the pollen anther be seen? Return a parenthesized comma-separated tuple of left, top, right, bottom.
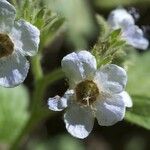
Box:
(75, 80, 99, 106)
(0, 33, 14, 58)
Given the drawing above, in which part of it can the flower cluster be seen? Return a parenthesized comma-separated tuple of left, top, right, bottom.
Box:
(108, 8, 149, 50)
(0, 0, 40, 87)
(48, 50, 132, 139)
(0, 1, 136, 140)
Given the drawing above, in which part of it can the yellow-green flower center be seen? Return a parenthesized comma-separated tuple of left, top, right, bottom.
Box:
(0, 33, 14, 58)
(75, 80, 99, 106)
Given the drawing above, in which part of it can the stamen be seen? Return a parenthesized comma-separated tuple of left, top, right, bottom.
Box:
(75, 80, 100, 106)
(83, 96, 90, 106)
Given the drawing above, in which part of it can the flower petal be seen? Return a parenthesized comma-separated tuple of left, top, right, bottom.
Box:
(77, 51, 97, 79)
(0, 0, 16, 33)
(108, 8, 149, 50)
(48, 96, 67, 111)
(95, 64, 127, 93)
(64, 104, 94, 139)
(122, 25, 149, 50)
(0, 52, 29, 87)
(61, 50, 96, 86)
(95, 93, 125, 126)
(119, 91, 133, 108)
(108, 8, 134, 30)
(48, 90, 74, 111)
(10, 19, 40, 56)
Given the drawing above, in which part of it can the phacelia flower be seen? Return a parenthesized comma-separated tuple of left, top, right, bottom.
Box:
(108, 8, 149, 50)
(0, 0, 40, 87)
(48, 50, 132, 139)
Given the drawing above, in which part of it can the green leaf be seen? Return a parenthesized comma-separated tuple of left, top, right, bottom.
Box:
(92, 29, 126, 67)
(109, 29, 121, 40)
(125, 51, 150, 130)
(125, 95, 150, 130)
(40, 16, 64, 48)
(96, 14, 110, 39)
(33, 8, 46, 29)
(46, 0, 96, 49)
(127, 52, 150, 97)
(0, 85, 29, 144)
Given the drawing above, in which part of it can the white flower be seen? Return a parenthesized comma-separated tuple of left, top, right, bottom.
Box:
(48, 50, 132, 139)
(108, 8, 149, 50)
(0, 0, 40, 87)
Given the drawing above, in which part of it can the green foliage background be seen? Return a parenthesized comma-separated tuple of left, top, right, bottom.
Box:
(0, 0, 149, 149)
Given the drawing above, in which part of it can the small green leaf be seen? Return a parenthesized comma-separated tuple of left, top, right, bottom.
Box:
(109, 28, 121, 40)
(0, 85, 29, 144)
(96, 14, 110, 39)
(33, 8, 46, 28)
(40, 16, 64, 48)
(92, 29, 126, 67)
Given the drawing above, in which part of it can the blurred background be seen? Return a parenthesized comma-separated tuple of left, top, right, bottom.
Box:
(0, 0, 150, 150)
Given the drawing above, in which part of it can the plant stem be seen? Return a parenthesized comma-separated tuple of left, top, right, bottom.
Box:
(31, 54, 43, 81)
(10, 68, 64, 150)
